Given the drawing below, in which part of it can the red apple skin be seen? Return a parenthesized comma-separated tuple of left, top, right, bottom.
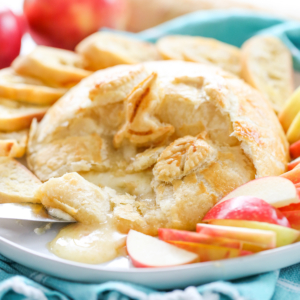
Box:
(203, 196, 291, 228)
(196, 223, 276, 249)
(280, 168, 300, 185)
(279, 201, 300, 212)
(158, 228, 242, 249)
(280, 211, 300, 230)
(0, 8, 23, 68)
(167, 241, 252, 262)
(288, 158, 300, 171)
(290, 140, 300, 159)
(24, 0, 128, 50)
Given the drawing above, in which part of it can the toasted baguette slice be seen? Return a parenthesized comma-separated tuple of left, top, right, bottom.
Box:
(0, 98, 49, 132)
(0, 157, 41, 203)
(76, 32, 161, 71)
(35, 172, 114, 224)
(12, 46, 92, 88)
(0, 129, 28, 157)
(156, 35, 241, 76)
(241, 36, 294, 113)
(0, 68, 67, 105)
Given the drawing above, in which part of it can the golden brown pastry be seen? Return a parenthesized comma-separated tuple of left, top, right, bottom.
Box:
(12, 46, 91, 88)
(0, 129, 28, 157)
(156, 35, 241, 76)
(241, 36, 294, 113)
(0, 68, 67, 105)
(28, 61, 289, 234)
(76, 32, 161, 71)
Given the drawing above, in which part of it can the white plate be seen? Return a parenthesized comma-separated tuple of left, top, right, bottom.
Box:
(0, 73, 299, 290)
(1, 218, 300, 290)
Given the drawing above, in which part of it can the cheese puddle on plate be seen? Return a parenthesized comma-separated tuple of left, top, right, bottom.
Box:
(49, 219, 127, 264)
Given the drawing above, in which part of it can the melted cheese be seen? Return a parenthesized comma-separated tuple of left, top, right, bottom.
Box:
(49, 220, 126, 264)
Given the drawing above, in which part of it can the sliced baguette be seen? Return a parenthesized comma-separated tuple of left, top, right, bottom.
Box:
(0, 98, 49, 132)
(0, 129, 28, 157)
(12, 46, 91, 88)
(156, 35, 241, 76)
(241, 36, 294, 113)
(76, 32, 161, 71)
(0, 68, 67, 105)
(0, 157, 41, 203)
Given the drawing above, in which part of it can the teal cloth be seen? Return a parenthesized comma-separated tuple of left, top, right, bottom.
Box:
(2, 9, 300, 300)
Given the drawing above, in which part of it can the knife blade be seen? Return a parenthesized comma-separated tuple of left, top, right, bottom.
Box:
(0, 203, 75, 222)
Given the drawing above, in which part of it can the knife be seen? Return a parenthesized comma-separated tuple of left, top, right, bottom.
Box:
(0, 203, 76, 223)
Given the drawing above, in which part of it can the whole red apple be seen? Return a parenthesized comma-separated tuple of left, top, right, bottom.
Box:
(0, 8, 24, 69)
(24, 0, 128, 50)
(203, 196, 291, 228)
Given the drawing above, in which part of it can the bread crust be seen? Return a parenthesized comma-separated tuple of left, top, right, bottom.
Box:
(0, 98, 49, 132)
(76, 32, 161, 71)
(0, 157, 41, 203)
(156, 35, 241, 76)
(241, 36, 294, 113)
(12, 46, 91, 88)
(0, 129, 28, 157)
(0, 68, 67, 105)
(28, 61, 289, 233)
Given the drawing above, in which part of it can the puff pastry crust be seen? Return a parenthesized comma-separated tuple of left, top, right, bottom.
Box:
(30, 61, 289, 234)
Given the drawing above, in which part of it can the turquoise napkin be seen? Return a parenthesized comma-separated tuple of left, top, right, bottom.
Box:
(2, 10, 300, 300)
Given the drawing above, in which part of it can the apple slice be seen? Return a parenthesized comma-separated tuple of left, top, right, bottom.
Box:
(207, 219, 299, 247)
(290, 140, 300, 159)
(280, 211, 300, 230)
(288, 157, 300, 171)
(126, 230, 198, 268)
(287, 111, 300, 144)
(167, 241, 252, 262)
(158, 228, 242, 249)
(218, 176, 298, 208)
(279, 86, 300, 133)
(279, 202, 300, 212)
(196, 223, 276, 249)
(280, 168, 300, 185)
(203, 196, 290, 227)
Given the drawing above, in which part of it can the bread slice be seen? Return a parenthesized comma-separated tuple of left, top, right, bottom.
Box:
(0, 129, 28, 157)
(12, 46, 92, 88)
(0, 98, 49, 132)
(76, 32, 161, 71)
(0, 157, 41, 203)
(156, 35, 241, 76)
(241, 36, 294, 113)
(0, 68, 67, 105)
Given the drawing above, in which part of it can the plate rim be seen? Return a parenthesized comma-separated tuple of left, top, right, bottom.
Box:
(1, 232, 300, 274)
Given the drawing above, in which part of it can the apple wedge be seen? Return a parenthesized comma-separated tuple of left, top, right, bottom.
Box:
(290, 140, 300, 159)
(279, 86, 300, 132)
(207, 219, 299, 247)
(158, 228, 242, 249)
(167, 241, 252, 262)
(203, 196, 290, 227)
(196, 223, 276, 249)
(280, 211, 300, 230)
(279, 202, 300, 212)
(280, 168, 300, 185)
(287, 110, 300, 144)
(218, 176, 298, 208)
(126, 230, 198, 268)
(288, 157, 300, 171)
